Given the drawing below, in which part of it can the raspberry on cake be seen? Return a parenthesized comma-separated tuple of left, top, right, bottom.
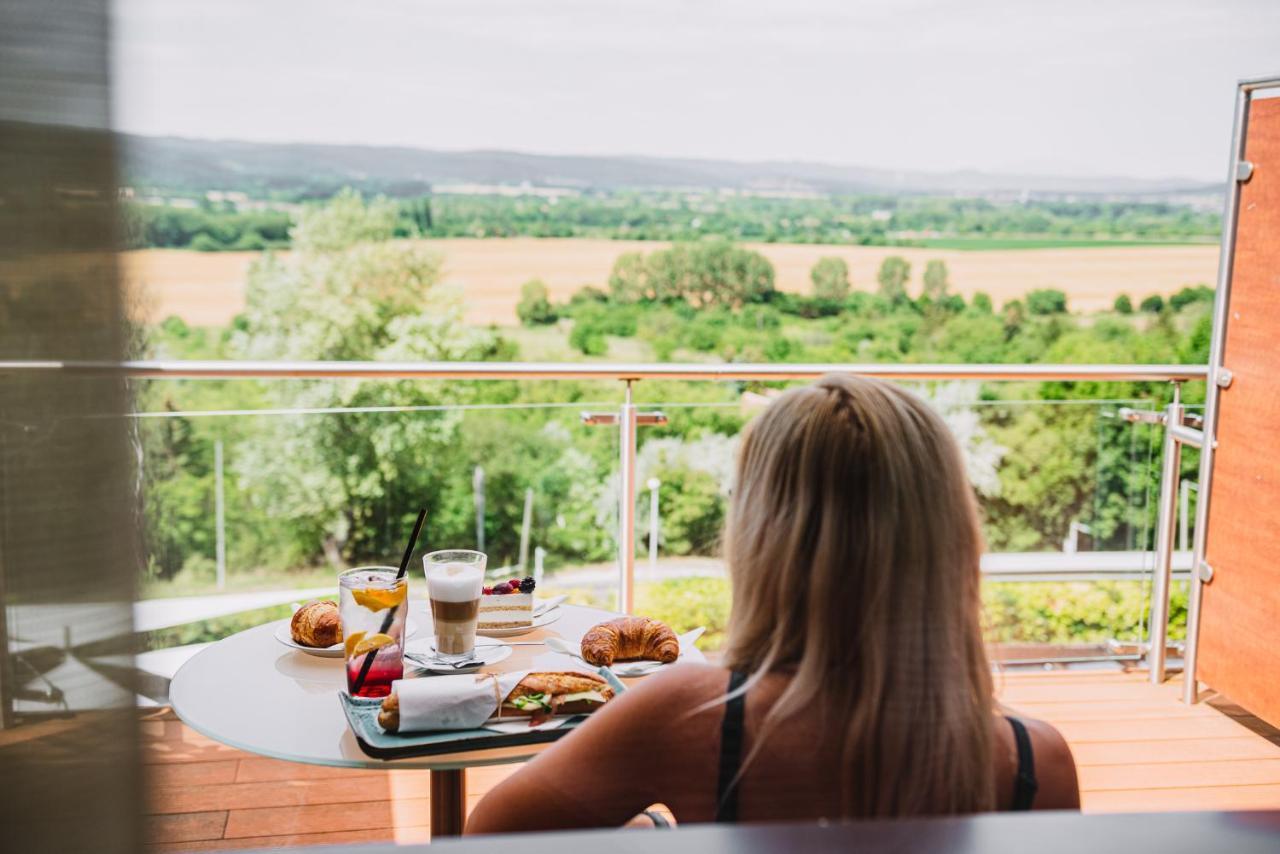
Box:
(478, 577, 536, 631)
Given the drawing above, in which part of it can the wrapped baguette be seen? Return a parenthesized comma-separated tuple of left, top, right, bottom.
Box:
(378, 671, 613, 732)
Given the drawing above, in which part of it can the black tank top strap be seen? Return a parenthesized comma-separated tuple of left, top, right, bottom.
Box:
(1005, 715, 1038, 811)
(714, 670, 749, 823)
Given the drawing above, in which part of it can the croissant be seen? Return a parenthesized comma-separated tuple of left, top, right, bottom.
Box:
(291, 600, 342, 648)
(580, 616, 679, 667)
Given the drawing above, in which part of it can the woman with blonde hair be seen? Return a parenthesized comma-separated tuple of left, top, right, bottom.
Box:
(468, 374, 1078, 833)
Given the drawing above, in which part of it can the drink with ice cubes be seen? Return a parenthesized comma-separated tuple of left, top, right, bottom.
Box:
(338, 566, 407, 698)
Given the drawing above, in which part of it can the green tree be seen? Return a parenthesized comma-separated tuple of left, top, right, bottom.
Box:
(876, 256, 911, 304)
(569, 318, 608, 355)
(516, 278, 557, 325)
(1169, 285, 1214, 311)
(401, 196, 434, 235)
(1027, 289, 1068, 315)
(971, 292, 994, 314)
(810, 256, 851, 301)
(1113, 294, 1134, 314)
(922, 259, 950, 301)
(1002, 299, 1026, 339)
(231, 190, 501, 564)
(608, 252, 650, 303)
(1140, 294, 1165, 313)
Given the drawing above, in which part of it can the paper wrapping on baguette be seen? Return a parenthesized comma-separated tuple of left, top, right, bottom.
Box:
(378, 671, 613, 733)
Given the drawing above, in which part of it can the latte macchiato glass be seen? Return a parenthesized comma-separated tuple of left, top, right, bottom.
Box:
(423, 549, 486, 661)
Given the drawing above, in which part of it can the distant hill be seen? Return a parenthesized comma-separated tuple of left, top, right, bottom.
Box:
(120, 133, 1222, 201)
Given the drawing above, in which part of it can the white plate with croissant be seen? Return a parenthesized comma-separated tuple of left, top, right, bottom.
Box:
(565, 616, 706, 677)
(272, 619, 420, 658)
(273, 600, 419, 658)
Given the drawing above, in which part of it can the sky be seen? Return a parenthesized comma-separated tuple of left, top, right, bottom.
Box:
(111, 0, 1280, 182)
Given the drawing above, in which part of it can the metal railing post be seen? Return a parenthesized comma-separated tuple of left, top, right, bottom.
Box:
(618, 380, 638, 613)
(1179, 480, 1196, 552)
(1183, 78, 1256, 705)
(214, 439, 227, 591)
(1148, 384, 1183, 684)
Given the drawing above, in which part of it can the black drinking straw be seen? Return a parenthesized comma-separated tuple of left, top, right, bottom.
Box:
(350, 508, 426, 695)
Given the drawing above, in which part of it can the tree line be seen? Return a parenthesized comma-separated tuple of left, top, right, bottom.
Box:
(124, 190, 1221, 251)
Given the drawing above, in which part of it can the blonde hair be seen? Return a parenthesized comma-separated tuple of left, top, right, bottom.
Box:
(722, 373, 995, 816)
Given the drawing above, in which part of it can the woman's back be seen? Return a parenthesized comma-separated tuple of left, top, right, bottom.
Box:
(468, 375, 1080, 834)
(466, 663, 1078, 833)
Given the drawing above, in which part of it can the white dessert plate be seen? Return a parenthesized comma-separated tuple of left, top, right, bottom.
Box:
(477, 604, 563, 638)
(405, 638, 513, 672)
(273, 617, 419, 659)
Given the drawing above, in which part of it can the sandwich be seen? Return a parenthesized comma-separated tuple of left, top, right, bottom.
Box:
(377, 671, 614, 732)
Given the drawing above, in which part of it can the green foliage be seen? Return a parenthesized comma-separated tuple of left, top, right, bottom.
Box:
(810, 256, 851, 301)
(569, 318, 608, 355)
(1113, 294, 1134, 314)
(123, 201, 293, 251)
(140, 411, 214, 577)
(604, 240, 775, 308)
(636, 577, 733, 651)
(1169, 285, 1214, 311)
(225, 191, 504, 565)
(516, 278, 557, 326)
(1140, 294, 1165, 313)
(876, 256, 911, 303)
(124, 187, 1221, 252)
(922, 259, 950, 301)
(400, 196, 434, 235)
(1026, 289, 1068, 315)
(970, 292, 993, 314)
(983, 581, 1187, 644)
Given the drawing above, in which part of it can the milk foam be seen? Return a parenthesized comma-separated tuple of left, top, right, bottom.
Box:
(424, 561, 483, 602)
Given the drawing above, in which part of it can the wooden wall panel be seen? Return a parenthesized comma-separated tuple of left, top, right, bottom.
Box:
(1200, 96, 1280, 727)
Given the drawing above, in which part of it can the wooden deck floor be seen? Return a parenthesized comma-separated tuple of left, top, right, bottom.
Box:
(141, 669, 1280, 850)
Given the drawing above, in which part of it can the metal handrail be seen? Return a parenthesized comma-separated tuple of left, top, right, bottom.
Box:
(0, 359, 1210, 382)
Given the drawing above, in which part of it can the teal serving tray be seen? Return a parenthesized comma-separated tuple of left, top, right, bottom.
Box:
(339, 667, 626, 760)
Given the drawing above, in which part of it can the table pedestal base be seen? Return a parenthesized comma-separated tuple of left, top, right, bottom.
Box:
(431, 768, 467, 837)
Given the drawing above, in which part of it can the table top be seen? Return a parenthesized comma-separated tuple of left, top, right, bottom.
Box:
(169, 600, 622, 770)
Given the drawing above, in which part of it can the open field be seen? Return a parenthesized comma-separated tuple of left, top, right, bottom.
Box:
(121, 239, 1221, 328)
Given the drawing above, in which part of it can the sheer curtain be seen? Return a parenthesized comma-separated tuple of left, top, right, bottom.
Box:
(1, 1, 142, 850)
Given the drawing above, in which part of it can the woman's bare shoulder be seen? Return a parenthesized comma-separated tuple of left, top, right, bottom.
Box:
(614, 662, 731, 707)
(1018, 715, 1081, 810)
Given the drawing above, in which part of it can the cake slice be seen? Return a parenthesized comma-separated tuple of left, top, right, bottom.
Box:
(479, 577, 536, 630)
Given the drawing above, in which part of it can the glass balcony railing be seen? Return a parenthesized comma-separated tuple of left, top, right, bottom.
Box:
(85, 362, 1208, 686)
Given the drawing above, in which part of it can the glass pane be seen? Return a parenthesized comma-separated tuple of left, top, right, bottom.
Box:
(621, 381, 1176, 665)
(131, 381, 624, 655)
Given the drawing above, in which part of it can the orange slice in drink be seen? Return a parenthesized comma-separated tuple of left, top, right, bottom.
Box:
(351, 633, 395, 657)
(351, 586, 406, 612)
(343, 631, 367, 659)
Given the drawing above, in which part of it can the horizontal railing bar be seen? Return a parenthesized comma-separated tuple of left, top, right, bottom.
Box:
(0, 360, 1211, 383)
(1169, 423, 1206, 448)
(1240, 74, 1280, 92)
(981, 549, 1190, 582)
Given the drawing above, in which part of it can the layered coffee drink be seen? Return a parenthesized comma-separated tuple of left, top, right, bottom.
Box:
(423, 550, 486, 660)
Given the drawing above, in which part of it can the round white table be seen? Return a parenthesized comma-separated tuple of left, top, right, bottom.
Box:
(169, 600, 620, 836)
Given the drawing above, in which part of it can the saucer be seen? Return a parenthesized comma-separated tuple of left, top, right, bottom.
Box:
(405, 638, 513, 672)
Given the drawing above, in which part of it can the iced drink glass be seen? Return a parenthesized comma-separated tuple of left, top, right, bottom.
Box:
(338, 566, 408, 698)
(423, 549, 486, 662)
